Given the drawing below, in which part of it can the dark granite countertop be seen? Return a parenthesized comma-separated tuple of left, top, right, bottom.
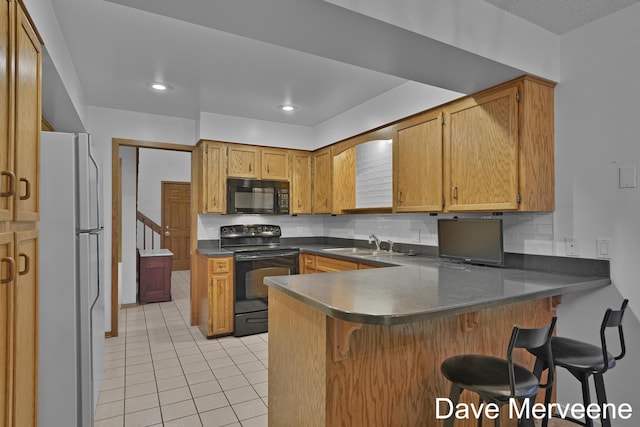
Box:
(264, 259, 610, 325)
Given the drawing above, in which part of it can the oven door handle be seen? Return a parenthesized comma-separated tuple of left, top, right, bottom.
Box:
(235, 251, 299, 261)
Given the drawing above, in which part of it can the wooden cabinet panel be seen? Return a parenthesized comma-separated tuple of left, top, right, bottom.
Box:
(290, 150, 312, 214)
(209, 270, 233, 336)
(202, 141, 226, 213)
(12, 229, 38, 427)
(357, 263, 377, 270)
(393, 110, 443, 213)
(442, 76, 554, 212)
(0, 232, 14, 425)
(261, 148, 289, 180)
(228, 144, 259, 179)
(331, 147, 355, 214)
(312, 148, 332, 214)
(197, 255, 234, 338)
(300, 253, 316, 274)
(444, 85, 520, 211)
(13, 2, 40, 221)
(0, 1, 12, 222)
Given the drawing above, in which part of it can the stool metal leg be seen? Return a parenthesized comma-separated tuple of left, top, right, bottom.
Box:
(594, 374, 611, 427)
(444, 384, 462, 427)
(579, 373, 594, 427)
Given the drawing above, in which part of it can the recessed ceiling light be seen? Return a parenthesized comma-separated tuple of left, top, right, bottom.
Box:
(279, 104, 297, 112)
(150, 82, 171, 91)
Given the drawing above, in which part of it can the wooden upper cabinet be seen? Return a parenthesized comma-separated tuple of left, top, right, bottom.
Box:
(312, 147, 332, 214)
(261, 148, 289, 180)
(393, 110, 443, 213)
(290, 150, 312, 214)
(13, 1, 40, 221)
(1, 0, 41, 222)
(199, 141, 226, 213)
(228, 144, 259, 179)
(443, 76, 554, 212)
(444, 84, 520, 211)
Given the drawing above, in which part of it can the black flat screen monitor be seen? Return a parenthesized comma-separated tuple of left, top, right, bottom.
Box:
(437, 218, 504, 266)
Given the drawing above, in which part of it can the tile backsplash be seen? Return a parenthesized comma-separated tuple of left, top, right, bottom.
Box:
(198, 212, 555, 256)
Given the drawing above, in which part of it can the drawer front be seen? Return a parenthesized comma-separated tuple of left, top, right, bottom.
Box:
(302, 254, 316, 269)
(315, 255, 357, 272)
(210, 257, 232, 273)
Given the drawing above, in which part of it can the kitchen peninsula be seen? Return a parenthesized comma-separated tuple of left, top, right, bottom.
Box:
(264, 258, 610, 427)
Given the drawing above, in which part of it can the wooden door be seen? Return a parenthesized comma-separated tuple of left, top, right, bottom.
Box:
(228, 144, 259, 179)
(0, 232, 15, 425)
(1, 0, 13, 222)
(162, 182, 191, 270)
(261, 148, 289, 180)
(444, 85, 519, 211)
(312, 147, 332, 213)
(13, 2, 40, 221)
(290, 150, 312, 214)
(393, 110, 443, 213)
(12, 229, 38, 427)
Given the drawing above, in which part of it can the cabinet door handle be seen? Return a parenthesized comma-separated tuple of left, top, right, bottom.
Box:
(18, 253, 30, 276)
(249, 163, 252, 172)
(266, 164, 270, 174)
(324, 198, 328, 207)
(453, 186, 458, 200)
(1, 257, 15, 284)
(1, 171, 16, 197)
(397, 191, 403, 203)
(19, 178, 31, 200)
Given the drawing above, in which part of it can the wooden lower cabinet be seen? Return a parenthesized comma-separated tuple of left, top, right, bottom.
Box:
(300, 254, 377, 274)
(138, 249, 172, 304)
(0, 229, 38, 427)
(197, 254, 234, 337)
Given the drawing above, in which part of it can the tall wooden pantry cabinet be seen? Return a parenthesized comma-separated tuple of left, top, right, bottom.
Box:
(1, 0, 42, 426)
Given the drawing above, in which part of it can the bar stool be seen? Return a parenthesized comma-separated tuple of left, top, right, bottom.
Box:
(533, 299, 628, 427)
(440, 317, 556, 427)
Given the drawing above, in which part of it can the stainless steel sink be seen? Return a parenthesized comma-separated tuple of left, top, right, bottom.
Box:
(322, 247, 402, 257)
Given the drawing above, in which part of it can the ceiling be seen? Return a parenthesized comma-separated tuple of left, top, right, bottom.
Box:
(483, 0, 640, 34)
(44, 0, 640, 130)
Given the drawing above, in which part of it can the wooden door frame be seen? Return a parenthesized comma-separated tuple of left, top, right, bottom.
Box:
(111, 138, 194, 337)
(161, 181, 191, 270)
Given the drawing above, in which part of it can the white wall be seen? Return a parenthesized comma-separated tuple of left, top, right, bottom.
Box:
(198, 112, 315, 150)
(137, 148, 192, 224)
(119, 146, 137, 305)
(87, 106, 197, 329)
(552, 4, 640, 420)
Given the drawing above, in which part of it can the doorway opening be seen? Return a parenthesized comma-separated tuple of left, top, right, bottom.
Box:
(111, 138, 195, 337)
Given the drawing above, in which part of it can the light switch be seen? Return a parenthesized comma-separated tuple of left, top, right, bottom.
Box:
(597, 238, 612, 259)
(619, 166, 637, 188)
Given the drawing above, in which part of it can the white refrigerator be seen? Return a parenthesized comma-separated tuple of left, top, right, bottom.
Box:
(39, 132, 105, 427)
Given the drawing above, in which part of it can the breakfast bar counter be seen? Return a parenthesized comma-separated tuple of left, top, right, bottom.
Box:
(264, 261, 610, 427)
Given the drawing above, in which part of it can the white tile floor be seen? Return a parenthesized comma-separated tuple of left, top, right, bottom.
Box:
(95, 270, 269, 427)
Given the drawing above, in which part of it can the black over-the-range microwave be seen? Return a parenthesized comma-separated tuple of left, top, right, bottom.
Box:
(226, 178, 290, 215)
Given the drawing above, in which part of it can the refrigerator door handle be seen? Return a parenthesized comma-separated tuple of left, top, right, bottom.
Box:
(90, 233, 101, 311)
(86, 135, 102, 229)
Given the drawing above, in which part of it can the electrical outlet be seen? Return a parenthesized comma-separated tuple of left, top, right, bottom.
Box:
(596, 238, 612, 259)
(565, 237, 579, 257)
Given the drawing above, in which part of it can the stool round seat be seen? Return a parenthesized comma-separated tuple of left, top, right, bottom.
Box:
(439, 318, 556, 427)
(550, 337, 616, 372)
(441, 355, 541, 403)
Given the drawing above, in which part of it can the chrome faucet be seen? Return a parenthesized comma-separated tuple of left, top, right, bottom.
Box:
(368, 234, 381, 251)
(386, 240, 394, 253)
